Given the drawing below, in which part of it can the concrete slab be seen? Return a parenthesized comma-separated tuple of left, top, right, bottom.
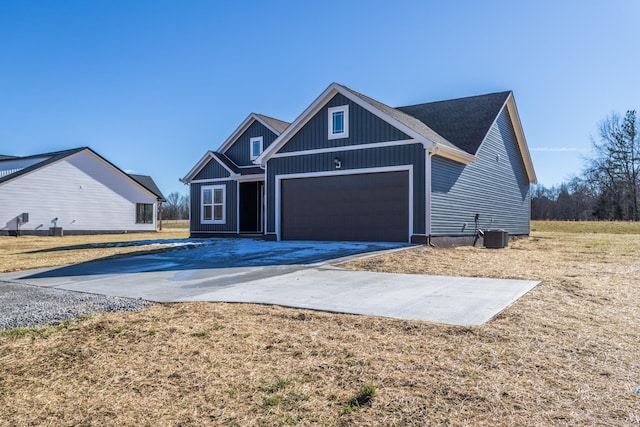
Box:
(177, 266, 539, 325)
(0, 239, 540, 326)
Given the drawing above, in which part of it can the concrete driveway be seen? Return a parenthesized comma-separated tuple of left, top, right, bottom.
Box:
(0, 238, 540, 326)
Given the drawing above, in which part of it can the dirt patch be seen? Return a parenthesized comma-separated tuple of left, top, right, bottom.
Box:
(1, 227, 639, 425)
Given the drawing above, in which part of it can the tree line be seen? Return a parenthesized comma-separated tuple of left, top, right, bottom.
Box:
(162, 192, 190, 220)
(532, 110, 639, 221)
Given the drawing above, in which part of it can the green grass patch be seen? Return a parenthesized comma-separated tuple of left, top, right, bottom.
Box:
(0, 327, 48, 338)
(263, 396, 281, 407)
(531, 220, 640, 234)
(191, 330, 210, 337)
(259, 378, 292, 394)
(347, 383, 376, 409)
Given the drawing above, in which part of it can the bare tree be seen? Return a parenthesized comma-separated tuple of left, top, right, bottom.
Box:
(586, 110, 640, 220)
(179, 194, 190, 220)
(164, 192, 182, 220)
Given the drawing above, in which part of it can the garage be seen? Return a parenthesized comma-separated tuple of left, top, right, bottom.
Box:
(280, 171, 410, 242)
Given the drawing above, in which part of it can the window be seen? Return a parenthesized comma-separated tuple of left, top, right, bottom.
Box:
(250, 136, 263, 160)
(136, 203, 154, 224)
(328, 105, 349, 140)
(201, 185, 225, 223)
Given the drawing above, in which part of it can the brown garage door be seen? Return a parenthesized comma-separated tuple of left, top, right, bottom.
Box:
(280, 171, 409, 242)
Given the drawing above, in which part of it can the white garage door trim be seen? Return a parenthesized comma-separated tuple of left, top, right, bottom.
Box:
(275, 165, 413, 241)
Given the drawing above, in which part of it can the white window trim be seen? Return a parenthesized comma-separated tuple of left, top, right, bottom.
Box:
(328, 105, 349, 140)
(250, 136, 263, 160)
(201, 184, 226, 224)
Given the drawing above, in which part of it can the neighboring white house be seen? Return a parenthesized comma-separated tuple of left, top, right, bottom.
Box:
(0, 147, 165, 236)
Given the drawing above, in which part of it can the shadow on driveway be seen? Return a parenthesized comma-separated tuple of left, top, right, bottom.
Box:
(19, 238, 407, 280)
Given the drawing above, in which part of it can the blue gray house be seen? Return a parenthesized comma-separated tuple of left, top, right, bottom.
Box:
(182, 83, 536, 244)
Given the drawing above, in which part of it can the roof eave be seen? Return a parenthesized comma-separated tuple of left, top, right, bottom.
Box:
(181, 151, 216, 184)
(256, 83, 462, 165)
(505, 94, 537, 184)
(218, 113, 285, 155)
(430, 145, 477, 164)
(256, 83, 343, 165)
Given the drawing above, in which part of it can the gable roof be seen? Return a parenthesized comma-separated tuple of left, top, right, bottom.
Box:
(0, 147, 167, 198)
(0, 147, 87, 184)
(398, 90, 535, 182)
(256, 83, 477, 165)
(180, 150, 264, 183)
(254, 114, 290, 134)
(255, 83, 536, 183)
(129, 174, 166, 202)
(397, 91, 511, 155)
(217, 112, 290, 153)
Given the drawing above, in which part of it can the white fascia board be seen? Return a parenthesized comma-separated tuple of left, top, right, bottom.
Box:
(256, 83, 343, 166)
(256, 82, 473, 166)
(433, 145, 477, 164)
(181, 151, 239, 183)
(505, 94, 538, 184)
(218, 113, 283, 155)
(252, 115, 284, 137)
(210, 152, 239, 176)
(181, 151, 216, 183)
(217, 114, 257, 154)
(82, 149, 160, 201)
(234, 174, 265, 182)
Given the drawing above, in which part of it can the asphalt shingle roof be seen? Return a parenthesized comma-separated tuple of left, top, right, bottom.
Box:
(254, 114, 290, 134)
(213, 152, 263, 176)
(128, 174, 166, 201)
(397, 91, 511, 155)
(339, 84, 459, 151)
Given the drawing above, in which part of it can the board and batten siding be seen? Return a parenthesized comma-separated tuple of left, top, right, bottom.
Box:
(278, 94, 412, 153)
(266, 144, 426, 236)
(0, 150, 157, 233)
(225, 121, 279, 167)
(431, 107, 531, 236)
(189, 180, 238, 233)
(193, 158, 231, 180)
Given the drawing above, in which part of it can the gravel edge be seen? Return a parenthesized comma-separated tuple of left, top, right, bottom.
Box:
(0, 281, 153, 330)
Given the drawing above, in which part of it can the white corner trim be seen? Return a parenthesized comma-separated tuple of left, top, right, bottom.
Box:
(271, 139, 419, 159)
(425, 149, 432, 237)
(274, 165, 413, 242)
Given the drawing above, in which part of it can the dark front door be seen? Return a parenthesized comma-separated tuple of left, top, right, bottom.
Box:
(280, 171, 409, 242)
(239, 181, 263, 233)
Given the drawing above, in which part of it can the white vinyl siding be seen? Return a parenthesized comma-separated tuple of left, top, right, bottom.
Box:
(0, 151, 157, 233)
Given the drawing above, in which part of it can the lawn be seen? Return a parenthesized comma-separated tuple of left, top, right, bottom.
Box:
(1, 222, 639, 426)
(0, 226, 189, 273)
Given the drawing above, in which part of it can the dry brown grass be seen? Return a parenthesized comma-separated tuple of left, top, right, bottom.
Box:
(0, 227, 189, 273)
(1, 224, 640, 426)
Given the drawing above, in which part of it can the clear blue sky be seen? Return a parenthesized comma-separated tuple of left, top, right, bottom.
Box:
(2, 1, 639, 197)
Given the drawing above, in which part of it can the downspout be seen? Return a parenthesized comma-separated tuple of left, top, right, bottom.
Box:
(426, 146, 439, 246)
